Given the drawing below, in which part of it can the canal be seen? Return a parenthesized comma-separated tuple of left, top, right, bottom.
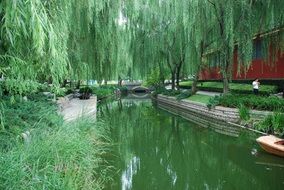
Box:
(97, 96, 284, 190)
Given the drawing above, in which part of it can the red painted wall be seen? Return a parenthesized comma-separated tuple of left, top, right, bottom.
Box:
(200, 51, 284, 80)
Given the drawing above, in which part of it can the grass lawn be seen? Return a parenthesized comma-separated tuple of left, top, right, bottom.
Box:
(187, 94, 211, 104)
(179, 80, 277, 94)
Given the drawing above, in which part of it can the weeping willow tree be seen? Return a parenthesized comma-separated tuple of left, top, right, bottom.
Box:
(122, 0, 193, 90)
(0, 0, 73, 95)
(0, 0, 122, 95)
(0, 0, 283, 95)
(122, 0, 283, 92)
(204, 0, 284, 93)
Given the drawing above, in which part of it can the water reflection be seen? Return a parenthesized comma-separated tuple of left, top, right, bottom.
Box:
(98, 98, 284, 190)
(122, 156, 140, 190)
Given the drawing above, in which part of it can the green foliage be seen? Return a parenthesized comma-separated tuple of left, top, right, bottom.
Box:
(187, 94, 212, 104)
(0, 117, 112, 190)
(152, 85, 166, 97)
(161, 89, 181, 97)
(218, 94, 284, 112)
(238, 104, 250, 121)
(0, 94, 63, 150)
(176, 90, 192, 101)
(92, 86, 114, 100)
(0, 94, 113, 189)
(207, 95, 221, 109)
(256, 112, 284, 135)
(79, 86, 93, 94)
(180, 81, 277, 95)
(144, 68, 162, 87)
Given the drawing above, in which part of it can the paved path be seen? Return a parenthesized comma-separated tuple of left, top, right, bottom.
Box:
(58, 96, 97, 122)
(196, 91, 221, 97)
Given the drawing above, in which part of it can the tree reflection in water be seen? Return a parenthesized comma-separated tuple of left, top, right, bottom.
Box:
(99, 98, 284, 190)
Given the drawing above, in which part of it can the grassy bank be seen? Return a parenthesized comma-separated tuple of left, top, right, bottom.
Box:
(0, 94, 112, 189)
(179, 81, 277, 95)
(187, 94, 211, 104)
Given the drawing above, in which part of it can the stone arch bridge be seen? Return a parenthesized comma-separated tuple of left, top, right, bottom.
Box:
(122, 83, 151, 93)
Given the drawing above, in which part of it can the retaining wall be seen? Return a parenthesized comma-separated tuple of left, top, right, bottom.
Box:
(156, 95, 272, 137)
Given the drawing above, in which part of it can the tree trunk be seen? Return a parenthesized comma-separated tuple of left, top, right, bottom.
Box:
(118, 76, 122, 86)
(76, 80, 81, 89)
(192, 41, 204, 95)
(222, 56, 232, 94)
(62, 79, 68, 88)
(171, 71, 176, 90)
(104, 80, 107, 85)
(223, 74, 230, 94)
(176, 65, 181, 90)
(191, 74, 199, 94)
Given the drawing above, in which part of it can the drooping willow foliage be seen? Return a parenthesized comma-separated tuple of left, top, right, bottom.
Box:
(0, 0, 283, 94)
(122, 0, 284, 92)
(0, 0, 121, 95)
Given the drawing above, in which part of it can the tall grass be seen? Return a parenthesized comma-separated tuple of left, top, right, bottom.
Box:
(0, 95, 113, 189)
(238, 104, 250, 121)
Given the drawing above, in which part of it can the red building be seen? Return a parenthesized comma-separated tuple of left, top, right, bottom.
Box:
(199, 39, 284, 82)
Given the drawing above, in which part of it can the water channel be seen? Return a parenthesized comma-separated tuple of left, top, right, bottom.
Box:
(97, 95, 284, 190)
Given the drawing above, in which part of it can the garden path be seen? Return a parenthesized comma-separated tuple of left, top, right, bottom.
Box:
(58, 96, 97, 121)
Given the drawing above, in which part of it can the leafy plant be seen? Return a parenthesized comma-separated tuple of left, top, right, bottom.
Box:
(207, 95, 221, 109)
(255, 112, 284, 135)
(176, 90, 192, 101)
(79, 87, 93, 99)
(92, 87, 114, 100)
(238, 104, 250, 121)
(217, 94, 284, 112)
(162, 89, 181, 96)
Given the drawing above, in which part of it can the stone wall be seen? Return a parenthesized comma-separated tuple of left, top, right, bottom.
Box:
(156, 95, 271, 137)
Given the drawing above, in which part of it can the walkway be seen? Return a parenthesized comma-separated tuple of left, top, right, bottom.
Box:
(57, 96, 97, 122)
(196, 91, 221, 97)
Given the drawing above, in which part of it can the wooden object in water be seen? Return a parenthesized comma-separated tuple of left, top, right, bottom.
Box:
(256, 135, 284, 157)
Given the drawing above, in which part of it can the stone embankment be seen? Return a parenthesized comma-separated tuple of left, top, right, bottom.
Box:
(156, 95, 270, 137)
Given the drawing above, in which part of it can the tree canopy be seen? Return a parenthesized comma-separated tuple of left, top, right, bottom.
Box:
(0, 0, 283, 95)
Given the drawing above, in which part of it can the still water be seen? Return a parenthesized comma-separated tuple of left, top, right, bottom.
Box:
(97, 97, 284, 190)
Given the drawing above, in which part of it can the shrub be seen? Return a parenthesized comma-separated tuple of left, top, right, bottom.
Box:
(207, 95, 221, 109)
(92, 87, 114, 100)
(162, 89, 181, 96)
(255, 112, 284, 135)
(144, 67, 162, 87)
(176, 90, 192, 101)
(218, 94, 284, 112)
(0, 95, 63, 151)
(179, 81, 278, 95)
(238, 104, 250, 121)
(79, 86, 93, 99)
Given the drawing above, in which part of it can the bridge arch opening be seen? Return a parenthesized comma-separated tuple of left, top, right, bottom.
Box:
(131, 86, 150, 93)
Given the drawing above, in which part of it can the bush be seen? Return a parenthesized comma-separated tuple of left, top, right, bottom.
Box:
(207, 95, 221, 109)
(0, 94, 63, 151)
(179, 81, 277, 95)
(79, 86, 93, 99)
(162, 89, 181, 96)
(255, 112, 284, 135)
(144, 67, 162, 87)
(238, 104, 250, 121)
(92, 86, 114, 100)
(176, 90, 192, 101)
(218, 94, 284, 112)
